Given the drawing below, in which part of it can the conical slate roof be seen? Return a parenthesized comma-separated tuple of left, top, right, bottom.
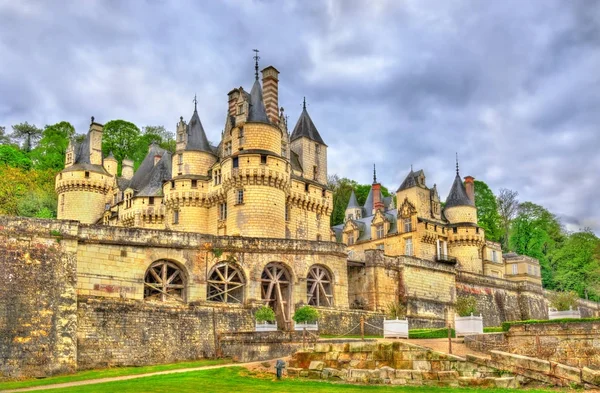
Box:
(290, 106, 326, 145)
(247, 80, 270, 123)
(346, 190, 360, 209)
(363, 185, 383, 214)
(129, 143, 167, 191)
(186, 107, 213, 154)
(445, 174, 474, 208)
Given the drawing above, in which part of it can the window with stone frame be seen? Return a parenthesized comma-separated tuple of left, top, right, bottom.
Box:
(214, 169, 222, 185)
(376, 225, 384, 239)
(144, 260, 186, 302)
(285, 203, 290, 221)
(224, 141, 232, 156)
(281, 142, 287, 157)
(236, 189, 244, 205)
(403, 218, 412, 232)
(347, 232, 355, 245)
(207, 262, 245, 304)
(172, 210, 179, 224)
(492, 250, 498, 262)
(405, 237, 413, 256)
(219, 202, 227, 220)
(512, 264, 518, 274)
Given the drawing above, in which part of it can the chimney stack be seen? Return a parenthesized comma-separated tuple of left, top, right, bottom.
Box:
(464, 176, 475, 203)
(261, 66, 280, 124)
(372, 183, 385, 213)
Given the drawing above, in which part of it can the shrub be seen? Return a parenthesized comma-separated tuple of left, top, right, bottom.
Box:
(293, 305, 319, 323)
(548, 291, 579, 311)
(386, 301, 406, 319)
(409, 328, 455, 339)
(501, 317, 600, 332)
(254, 305, 275, 323)
(455, 296, 478, 317)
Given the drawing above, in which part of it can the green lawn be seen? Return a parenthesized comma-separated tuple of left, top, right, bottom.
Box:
(23, 367, 559, 393)
(0, 358, 230, 391)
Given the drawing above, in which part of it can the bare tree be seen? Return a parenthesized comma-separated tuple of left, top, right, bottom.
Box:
(497, 188, 519, 251)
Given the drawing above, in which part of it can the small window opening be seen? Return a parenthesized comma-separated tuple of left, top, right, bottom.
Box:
(233, 157, 239, 168)
(261, 155, 267, 164)
(84, 171, 90, 178)
(191, 180, 197, 188)
(148, 197, 155, 205)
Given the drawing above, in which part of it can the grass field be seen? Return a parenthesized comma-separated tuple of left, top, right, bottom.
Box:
(22, 367, 558, 393)
(0, 358, 230, 391)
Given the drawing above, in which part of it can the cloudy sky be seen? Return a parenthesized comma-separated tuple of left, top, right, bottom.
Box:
(1, 0, 599, 233)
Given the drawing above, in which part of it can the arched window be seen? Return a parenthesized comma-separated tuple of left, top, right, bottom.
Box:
(307, 265, 334, 307)
(144, 260, 186, 302)
(261, 263, 292, 326)
(207, 263, 245, 304)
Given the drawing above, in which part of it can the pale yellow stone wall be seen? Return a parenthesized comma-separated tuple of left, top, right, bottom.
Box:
(235, 123, 282, 154)
(444, 205, 478, 224)
(104, 158, 117, 178)
(74, 227, 349, 312)
(287, 179, 332, 241)
(290, 137, 327, 184)
(173, 151, 216, 177)
(56, 170, 112, 224)
(396, 187, 432, 218)
(505, 259, 542, 285)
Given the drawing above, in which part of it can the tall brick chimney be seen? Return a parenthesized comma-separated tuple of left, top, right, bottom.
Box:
(464, 176, 475, 203)
(261, 66, 280, 124)
(372, 183, 385, 213)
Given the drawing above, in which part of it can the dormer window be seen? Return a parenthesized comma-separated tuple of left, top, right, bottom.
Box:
(238, 104, 244, 115)
(148, 197, 154, 205)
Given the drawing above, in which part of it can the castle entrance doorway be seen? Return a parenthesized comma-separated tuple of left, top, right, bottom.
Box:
(261, 263, 292, 330)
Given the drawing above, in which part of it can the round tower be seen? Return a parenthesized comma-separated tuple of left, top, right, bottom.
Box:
(443, 162, 484, 274)
(55, 120, 112, 224)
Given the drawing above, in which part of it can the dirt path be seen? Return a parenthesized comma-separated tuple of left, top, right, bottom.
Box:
(0, 361, 268, 393)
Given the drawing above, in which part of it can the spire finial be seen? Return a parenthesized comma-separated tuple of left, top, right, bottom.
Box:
(91, 116, 94, 124)
(193, 94, 198, 111)
(303, 96, 306, 110)
(373, 164, 377, 183)
(455, 152, 459, 176)
(253, 49, 260, 81)
(410, 164, 413, 172)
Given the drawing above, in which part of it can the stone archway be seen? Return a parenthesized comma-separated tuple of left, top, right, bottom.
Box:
(307, 265, 334, 307)
(261, 262, 292, 329)
(144, 260, 186, 302)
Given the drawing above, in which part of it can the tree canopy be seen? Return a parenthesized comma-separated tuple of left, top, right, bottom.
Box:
(473, 180, 503, 243)
(30, 121, 75, 170)
(11, 122, 42, 152)
(102, 120, 141, 172)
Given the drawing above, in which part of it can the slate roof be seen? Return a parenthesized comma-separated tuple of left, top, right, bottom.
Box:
(397, 169, 425, 192)
(290, 107, 326, 145)
(137, 153, 172, 197)
(444, 174, 474, 208)
(290, 150, 303, 172)
(128, 144, 169, 193)
(247, 80, 270, 123)
(332, 209, 399, 242)
(363, 186, 385, 215)
(62, 129, 108, 174)
(347, 190, 360, 209)
(186, 107, 214, 154)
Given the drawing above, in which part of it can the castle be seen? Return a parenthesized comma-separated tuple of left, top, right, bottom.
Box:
(1, 59, 598, 379)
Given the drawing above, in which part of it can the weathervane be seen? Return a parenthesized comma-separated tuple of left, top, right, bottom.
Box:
(253, 49, 260, 81)
(193, 94, 198, 111)
(456, 152, 459, 176)
(303, 96, 307, 110)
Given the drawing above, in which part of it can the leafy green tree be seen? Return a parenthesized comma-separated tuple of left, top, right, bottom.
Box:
(0, 166, 57, 217)
(143, 125, 176, 153)
(510, 202, 563, 288)
(0, 145, 32, 169)
(30, 121, 75, 170)
(473, 180, 503, 242)
(551, 230, 600, 301)
(497, 188, 519, 251)
(328, 175, 358, 226)
(0, 126, 11, 144)
(10, 122, 42, 152)
(102, 120, 141, 173)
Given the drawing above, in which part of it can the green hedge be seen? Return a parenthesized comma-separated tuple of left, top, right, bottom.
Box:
(483, 326, 503, 333)
(501, 317, 600, 332)
(408, 328, 455, 339)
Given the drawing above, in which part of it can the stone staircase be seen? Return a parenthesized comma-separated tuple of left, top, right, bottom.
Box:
(287, 341, 519, 388)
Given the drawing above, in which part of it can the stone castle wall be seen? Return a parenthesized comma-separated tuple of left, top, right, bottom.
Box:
(0, 218, 78, 379)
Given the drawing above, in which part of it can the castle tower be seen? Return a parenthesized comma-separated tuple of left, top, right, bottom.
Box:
(104, 151, 117, 178)
(55, 118, 113, 224)
(218, 61, 288, 238)
(395, 167, 432, 218)
(164, 99, 217, 233)
(345, 190, 362, 222)
(289, 98, 328, 185)
(443, 158, 484, 274)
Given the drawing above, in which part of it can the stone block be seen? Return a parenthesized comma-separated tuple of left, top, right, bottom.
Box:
(437, 371, 459, 380)
(322, 367, 344, 379)
(394, 360, 412, 369)
(349, 342, 376, 352)
(299, 370, 309, 377)
(314, 343, 331, 353)
(527, 357, 551, 373)
(553, 363, 581, 383)
(422, 371, 438, 380)
(287, 367, 302, 377)
(390, 378, 407, 385)
(308, 361, 324, 371)
(325, 351, 339, 361)
(307, 370, 321, 379)
(379, 366, 395, 379)
(349, 369, 370, 382)
(494, 377, 518, 388)
(583, 367, 600, 386)
(411, 370, 424, 380)
(395, 369, 413, 379)
(413, 360, 432, 371)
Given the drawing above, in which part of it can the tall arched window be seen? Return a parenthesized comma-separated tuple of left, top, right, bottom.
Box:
(261, 263, 292, 326)
(207, 263, 245, 304)
(307, 265, 334, 307)
(144, 260, 186, 302)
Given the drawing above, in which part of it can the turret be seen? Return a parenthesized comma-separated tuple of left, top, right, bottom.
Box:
(104, 151, 117, 177)
(443, 165, 477, 225)
(289, 98, 327, 184)
(55, 117, 112, 224)
(345, 190, 362, 222)
(122, 158, 134, 180)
